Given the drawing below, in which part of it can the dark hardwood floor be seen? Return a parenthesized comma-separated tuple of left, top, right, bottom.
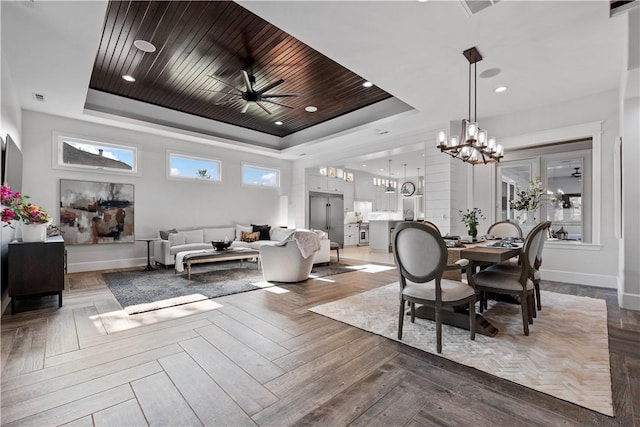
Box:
(1, 257, 638, 426)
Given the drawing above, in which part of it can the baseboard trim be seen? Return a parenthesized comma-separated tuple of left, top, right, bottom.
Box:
(540, 268, 617, 289)
(67, 257, 150, 273)
(619, 291, 640, 311)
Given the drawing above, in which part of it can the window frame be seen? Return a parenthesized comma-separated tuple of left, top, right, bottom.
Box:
(492, 121, 602, 247)
(241, 163, 281, 189)
(166, 151, 222, 184)
(53, 132, 139, 176)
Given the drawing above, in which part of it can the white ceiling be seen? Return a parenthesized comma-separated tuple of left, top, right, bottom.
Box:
(1, 1, 628, 175)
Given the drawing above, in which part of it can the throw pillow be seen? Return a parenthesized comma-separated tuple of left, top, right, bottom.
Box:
(168, 232, 186, 247)
(251, 224, 271, 240)
(235, 224, 253, 241)
(159, 228, 178, 240)
(241, 231, 260, 242)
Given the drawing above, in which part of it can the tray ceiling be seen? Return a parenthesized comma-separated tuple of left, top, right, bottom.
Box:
(89, 1, 393, 137)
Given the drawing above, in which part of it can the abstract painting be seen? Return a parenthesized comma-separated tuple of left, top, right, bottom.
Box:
(60, 179, 134, 245)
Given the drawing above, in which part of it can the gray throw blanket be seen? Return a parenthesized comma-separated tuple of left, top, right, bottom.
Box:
(290, 230, 321, 259)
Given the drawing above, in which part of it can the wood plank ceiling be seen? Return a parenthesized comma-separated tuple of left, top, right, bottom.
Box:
(89, 1, 393, 137)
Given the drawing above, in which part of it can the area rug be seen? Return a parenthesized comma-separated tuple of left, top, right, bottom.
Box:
(310, 283, 613, 416)
(104, 261, 363, 315)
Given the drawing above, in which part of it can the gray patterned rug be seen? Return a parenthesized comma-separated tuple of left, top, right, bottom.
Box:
(104, 261, 363, 315)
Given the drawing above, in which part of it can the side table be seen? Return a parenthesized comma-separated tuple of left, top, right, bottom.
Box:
(136, 238, 159, 271)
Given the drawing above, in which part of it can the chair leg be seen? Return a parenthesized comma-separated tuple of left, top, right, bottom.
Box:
(435, 308, 442, 353)
(410, 302, 415, 323)
(398, 299, 405, 340)
(521, 292, 530, 336)
(534, 280, 542, 311)
(478, 291, 485, 313)
(469, 299, 476, 341)
(529, 292, 536, 320)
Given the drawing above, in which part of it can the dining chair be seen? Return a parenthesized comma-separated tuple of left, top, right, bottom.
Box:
(487, 220, 523, 239)
(472, 221, 548, 336)
(392, 222, 476, 353)
(488, 221, 552, 311)
(422, 220, 441, 235)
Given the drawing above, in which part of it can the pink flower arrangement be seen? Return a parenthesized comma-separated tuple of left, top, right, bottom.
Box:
(1, 185, 51, 226)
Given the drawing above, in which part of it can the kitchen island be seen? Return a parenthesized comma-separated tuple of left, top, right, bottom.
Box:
(369, 220, 402, 253)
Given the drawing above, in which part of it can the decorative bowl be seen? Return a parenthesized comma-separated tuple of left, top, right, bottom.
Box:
(212, 240, 232, 251)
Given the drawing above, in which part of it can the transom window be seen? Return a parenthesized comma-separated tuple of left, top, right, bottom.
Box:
(54, 134, 138, 174)
(168, 152, 221, 182)
(242, 164, 280, 188)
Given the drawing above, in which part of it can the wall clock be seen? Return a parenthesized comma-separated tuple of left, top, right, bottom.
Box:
(401, 182, 415, 196)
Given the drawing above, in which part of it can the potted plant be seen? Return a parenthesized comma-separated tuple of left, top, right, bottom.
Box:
(1, 185, 51, 242)
(458, 207, 485, 240)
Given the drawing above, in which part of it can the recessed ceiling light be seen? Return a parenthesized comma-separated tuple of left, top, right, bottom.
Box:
(495, 86, 508, 93)
(380, 168, 385, 172)
(362, 81, 373, 88)
(275, 121, 283, 126)
(133, 39, 156, 53)
(479, 68, 501, 78)
(122, 75, 136, 82)
(305, 106, 318, 112)
(418, 0, 428, 2)
(362, 164, 367, 167)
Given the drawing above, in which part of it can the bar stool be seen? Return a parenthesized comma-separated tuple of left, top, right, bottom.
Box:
(330, 242, 340, 262)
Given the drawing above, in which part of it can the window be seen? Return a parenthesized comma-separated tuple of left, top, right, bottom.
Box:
(168, 152, 221, 182)
(54, 134, 138, 174)
(496, 140, 592, 242)
(242, 164, 280, 188)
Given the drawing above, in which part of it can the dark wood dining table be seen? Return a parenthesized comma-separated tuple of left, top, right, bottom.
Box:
(413, 242, 522, 337)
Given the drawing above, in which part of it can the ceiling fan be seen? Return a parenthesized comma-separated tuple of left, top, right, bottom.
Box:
(200, 70, 299, 114)
(571, 167, 582, 178)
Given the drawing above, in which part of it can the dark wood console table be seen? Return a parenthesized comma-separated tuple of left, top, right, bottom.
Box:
(8, 236, 65, 314)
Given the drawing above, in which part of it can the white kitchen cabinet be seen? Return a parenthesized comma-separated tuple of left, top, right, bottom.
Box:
(344, 223, 359, 246)
(308, 175, 345, 193)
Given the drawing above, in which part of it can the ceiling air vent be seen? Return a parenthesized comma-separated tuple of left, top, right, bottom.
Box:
(32, 93, 45, 102)
(459, 0, 501, 16)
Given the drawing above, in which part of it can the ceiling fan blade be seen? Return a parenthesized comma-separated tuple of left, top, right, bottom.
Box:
(241, 70, 253, 92)
(255, 101, 272, 115)
(262, 99, 294, 109)
(205, 74, 241, 92)
(261, 93, 300, 98)
(257, 78, 284, 94)
(198, 88, 237, 95)
(241, 101, 250, 114)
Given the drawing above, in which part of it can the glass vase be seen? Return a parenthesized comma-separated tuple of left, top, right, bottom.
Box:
(21, 223, 47, 242)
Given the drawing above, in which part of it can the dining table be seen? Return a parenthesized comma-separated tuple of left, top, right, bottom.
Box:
(413, 241, 522, 337)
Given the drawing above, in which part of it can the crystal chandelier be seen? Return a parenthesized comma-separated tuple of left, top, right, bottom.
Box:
(437, 47, 504, 165)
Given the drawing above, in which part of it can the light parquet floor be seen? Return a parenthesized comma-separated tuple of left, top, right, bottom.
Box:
(1, 249, 639, 426)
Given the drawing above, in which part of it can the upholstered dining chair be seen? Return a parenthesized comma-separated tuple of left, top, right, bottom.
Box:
(422, 220, 441, 235)
(487, 220, 523, 239)
(392, 222, 476, 353)
(488, 221, 552, 311)
(472, 221, 548, 336)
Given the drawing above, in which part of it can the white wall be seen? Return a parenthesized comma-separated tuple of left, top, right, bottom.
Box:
(21, 111, 292, 272)
(0, 14, 23, 313)
(472, 89, 620, 288)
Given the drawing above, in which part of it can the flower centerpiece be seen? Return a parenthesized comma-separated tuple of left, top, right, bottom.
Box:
(1, 185, 51, 242)
(458, 207, 485, 239)
(509, 177, 545, 221)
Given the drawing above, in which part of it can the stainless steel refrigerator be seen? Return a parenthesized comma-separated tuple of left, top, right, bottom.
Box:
(309, 192, 344, 247)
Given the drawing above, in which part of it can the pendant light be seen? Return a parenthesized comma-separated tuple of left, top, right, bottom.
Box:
(436, 46, 504, 165)
(384, 160, 395, 193)
(400, 164, 410, 196)
(416, 167, 423, 196)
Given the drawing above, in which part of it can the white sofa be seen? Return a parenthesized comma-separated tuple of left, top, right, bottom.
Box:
(153, 226, 330, 267)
